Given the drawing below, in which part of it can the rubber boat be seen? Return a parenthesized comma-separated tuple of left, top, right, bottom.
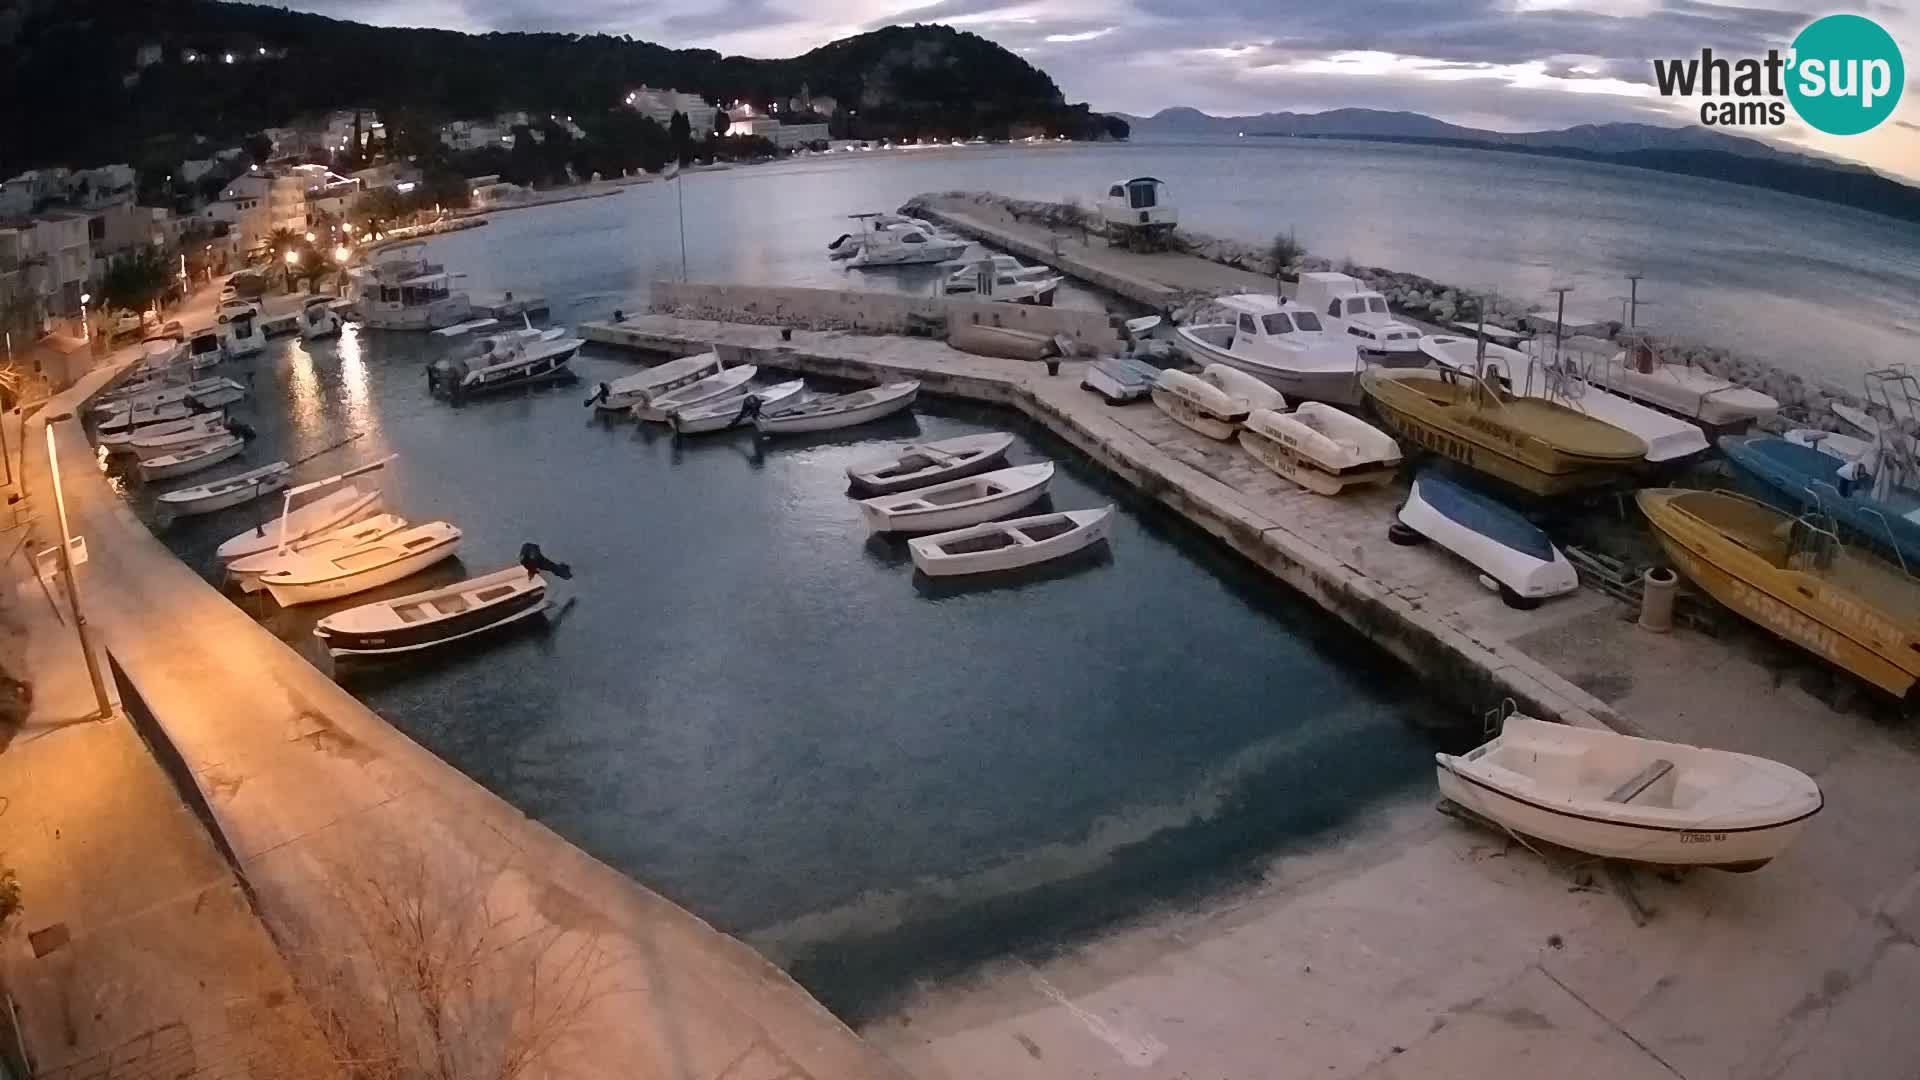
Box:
(589, 352, 722, 413)
(1361, 368, 1646, 497)
(259, 521, 462, 607)
(156, 461, 291, 516)
(669, 380, 806, 435)
(227, 513, 410, 592)
(1638, 487, 1920, 697)
(1395, 469, 1579, 608)
(858, 462, 1054, 534)
(1589, 339, 1778, 431)
(1719, 434, 1920, 569)
(1173, 294, 1364, 406)
(755, 381, 919, 435)
(846, 433, 1015, 495)
(1436, 714, 1821, 871)
(908, 507, 1112, 577)
(216, 486, 381, 562)
(315, 566, 548, 658)
(632, 365, 757, 422)
(1152, 369, 1249, 440)
(1239, 404, 1401, 495)
(138, 434, 245, 482)
(1082, 356, 1162, 404)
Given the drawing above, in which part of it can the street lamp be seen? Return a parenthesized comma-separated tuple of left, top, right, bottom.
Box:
(304, 231, 316, 243)
(79, 292, 91, 341)
(284, 250, 300, 267)
(333, 245, 350, 264)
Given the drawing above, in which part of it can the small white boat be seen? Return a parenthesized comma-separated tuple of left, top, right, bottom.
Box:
(1173, 294, 1364, 406)
(227, 513, 409, 592)
(835, 213, 968, 268)
(428, 327, 581, 399)
(98, 399, 195, 436)
(755, 381, 919, 436)
(100, 412, 221, 456)
(156, 461, 291, 516)
(300, 297, 343, 340)
(1291, 272, 1424, 359)
(589, 352, 722, 412)
(1200, 364, 1287, 413)
(942, 256, 1061, 305)
(1395, 470, 1578, 609)
(632, 365, 757, 422)
(1591, 341, 1778, 430)
(259, 521, 463, 607)
(846, 433, 1015, 494)
(1436, 714, 1822, 872)
(138, 435, 246, 482)
(185, 377, 247, 410)
(221, 308, 265, 359)
(314, 566, 548, 657)
(1239, 404, 1401, 495)
(858, 462, 1054, 534)
(1151, 369, 1248, 440)
(669, 379, 806, 435)
(1082, 357, 1162, 404)
(908, 506, 1113, 577)
(184, 328, 225, 369)
(216, 486, 381, 561)
(129, 416, 234, 461)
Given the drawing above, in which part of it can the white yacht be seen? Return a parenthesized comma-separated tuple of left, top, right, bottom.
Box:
(943, 255, 1061, 305)
(427, 326, 582, 399)
(1291, 272, 1423, 360)
(185, 327, 224, 368)
(345, 242, 473, 330)
(1173, 294, 1365, 406)
(828, 214, 967, 268)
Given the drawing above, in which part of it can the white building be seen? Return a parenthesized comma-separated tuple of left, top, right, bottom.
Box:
(1, 212, 94, 318)
(770, 123, 830, 149)
(88, 204, 172, 279)
(624, 86, 713, 128)
(71, 164, 136, 209)
(203, 168, 310, 256)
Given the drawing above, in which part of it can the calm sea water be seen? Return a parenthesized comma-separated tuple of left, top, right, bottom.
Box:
(439, 137, 1920, 388)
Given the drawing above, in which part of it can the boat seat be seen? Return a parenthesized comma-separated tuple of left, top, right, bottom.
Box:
(1604, 759, 1675, 804)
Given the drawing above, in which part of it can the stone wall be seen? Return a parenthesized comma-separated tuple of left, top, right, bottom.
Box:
(647, 281, 1125, 352)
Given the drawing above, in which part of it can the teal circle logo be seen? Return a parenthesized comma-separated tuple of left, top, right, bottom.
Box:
(1787, 14, 1904, 135)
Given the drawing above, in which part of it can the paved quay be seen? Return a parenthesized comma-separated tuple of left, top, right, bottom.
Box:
(583, 310, 1920, 1079)
(17, 328, 909, 1077)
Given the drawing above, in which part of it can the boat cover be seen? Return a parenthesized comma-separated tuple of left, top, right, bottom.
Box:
(1416, 470, 1555, 562)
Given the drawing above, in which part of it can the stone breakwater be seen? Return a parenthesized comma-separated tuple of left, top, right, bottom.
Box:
(903, 191, 1872, 437)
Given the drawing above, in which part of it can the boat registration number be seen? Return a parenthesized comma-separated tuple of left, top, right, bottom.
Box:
(1678, 831, 1727, 844)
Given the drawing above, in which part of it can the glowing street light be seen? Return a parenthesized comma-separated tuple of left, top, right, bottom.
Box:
(285, 250, 300, 267)
(304, 231, 316, 243)
(333, 245, 351, 264)
(79, 292, 91, 341)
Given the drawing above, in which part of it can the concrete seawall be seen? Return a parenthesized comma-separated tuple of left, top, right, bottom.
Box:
(650, 280, 1126, 351)
(27, 359, 910, 1078)
(583, 314, 1624, 733)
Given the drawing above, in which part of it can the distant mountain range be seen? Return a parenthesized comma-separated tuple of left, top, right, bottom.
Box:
(1115, 107, 1872, 175)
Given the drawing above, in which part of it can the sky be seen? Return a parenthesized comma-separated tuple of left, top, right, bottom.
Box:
(282, 0, 1920, 180)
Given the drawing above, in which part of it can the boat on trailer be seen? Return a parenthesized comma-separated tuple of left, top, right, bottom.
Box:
(669, 379, 806, 435)
(588, 352, 722, 413)
(908, 506, 1113, 577)
(1152, 369, 1248, 440)
(754, 381, 919, 435)
(315, 566, 549, 658)
(259, 521, 463, 607)
(1436, 714, 1821, 872)
(1239, 404, 1401, 495)
(1394, 469, 1578, 609)
(858, 462, 1055, 534)
(156, 461, 291, 516)
(846, 433, 1015, 495)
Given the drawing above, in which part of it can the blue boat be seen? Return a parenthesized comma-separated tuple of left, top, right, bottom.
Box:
(1718, 434, 1920, 567)
(1395, 468, 1578, 608)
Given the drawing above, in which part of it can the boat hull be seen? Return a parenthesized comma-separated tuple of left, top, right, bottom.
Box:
(1174, 328, 1362, 407)
(1082, 358, 1160, 404)
(909, 508, 1112, 577)
(847, 433, 1015, 495)
(595, 353, 722, 412)
(1238, 422, 1396, 496)
(216, 488, 381, 562)
(1718, 434, 1920, 570)
(859, 464, 1054, 535)
(633, 366, 757, 422)
(317, 581, 547, 656)
(263, 536, 461, 607)
(1590, 360, 1777, 431)
(755, 384, 918, 435)
(1399, 472, 1578, 601)
(158, 470, 291, 516)
(138, 438, 244, 481)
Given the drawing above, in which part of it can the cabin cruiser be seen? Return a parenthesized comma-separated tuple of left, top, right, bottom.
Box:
(300, 297, 343, 340)
(427, 326, 582, 399)
(942, 255, 1061, 305)
(185, 327, 225, 368)
(1291, 272, 1422, 360)
(1173, 294, 1364, 406)
(217, 305, 263, 358)
(827, 213, 967, 267)
(345, 241, 473, 330)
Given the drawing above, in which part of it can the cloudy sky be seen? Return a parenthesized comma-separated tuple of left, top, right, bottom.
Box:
(285, 0, 1920, 179)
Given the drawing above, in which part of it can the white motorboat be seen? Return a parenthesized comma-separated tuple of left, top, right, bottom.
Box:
(1152, 368, 1249, 440)
(156, 461, 291, 516)
(186, 377, 248, 411)
(1589, 339, 1778, 430)
(755, 381, 919, 435)
(137, 335, 187, 369)
(1395, 469, 1578, 609)
(1239, 404, 1401, 495)
(300, 297, 343, 340)
(669, 379, 806, 435)
(846, 433, 1016, 495)
(344, 242, 473, 331)
(1082, 356, 1163, 404)
(909, 506, 1113, 577)
(315, 566, 548, 657)
(1290, 272, 1423, 359)
(98, 398, 195, 436)
(632, 365, 757, 422)
(219, 305, 265, 358)
(217, 486, 381, 562)
(228, 513, 409, 592)
(1199, 363, 1287, 413)
(1436, 714, 1822, 872)
(943, 256, 1061, 305)
(138, 434, 246, 482)
(185, 328, 225, 369)
(1420, 334, 1711, 465)
(259, 521, 463, 607)
(834, 213, 968, 268)
(1174, 294, 1364, 406)
(428, 327, 581, 399)
(131, 422, 236, 463)
(97, 376, 230, 417)
(589, 351, 722, 413)
(858, 462, 1054, 534)
(101, 412, 222, 456)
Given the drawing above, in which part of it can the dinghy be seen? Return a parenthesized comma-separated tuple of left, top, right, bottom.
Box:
(588, 352, 721, 412)
(259, 521, 462, 607)
(1082, 356, 1162, 404)
(227, 513, 410, 592)
(755, 381, 919, 435)
(859, 462, 1054, 534)
(946, 322, 1055, 362)
(100, 412, 222, 456)
(129, 417, 236, 461)
(1239, 404, 1401, 495)
(315, 566, 548, 658)
(216, 486, 381, 561)
(138, 434, 245, 482)
(631, 365, 757, 422)
(1152, 368, 1248, 440)
(669, 379, 806, 435)
(908, 506, 1113, 577)
(1200, 363, 1287, 413)
(156, 461, 291, 516)
(1395, 469, 1578, 609)
(1436, 714, 1821, 871)
(846, 433, 1015, 494)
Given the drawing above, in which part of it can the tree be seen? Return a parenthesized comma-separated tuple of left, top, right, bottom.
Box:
(713, 109, 729, 137)
(243, 131, 274, 167)
(1270, 229, 1305, 287)
(100, 248, 170, 314)
(668, 110, 693, 168)
(351, 188, 411, 235)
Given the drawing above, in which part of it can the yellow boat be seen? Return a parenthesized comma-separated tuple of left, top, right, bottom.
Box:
(1361, 368, 1646, 496)
(1638, 487, 1920, 697)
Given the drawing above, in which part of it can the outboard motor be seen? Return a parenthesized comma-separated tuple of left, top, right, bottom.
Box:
(519, 542, 573, 580)
(584, 382, 611, 408)
(226, 420, 257, 441)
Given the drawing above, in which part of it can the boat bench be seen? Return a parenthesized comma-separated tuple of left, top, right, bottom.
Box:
(1605, 759, 1675, 804)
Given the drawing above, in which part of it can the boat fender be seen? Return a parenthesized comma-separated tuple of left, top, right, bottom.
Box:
(519, 543, 573, 580)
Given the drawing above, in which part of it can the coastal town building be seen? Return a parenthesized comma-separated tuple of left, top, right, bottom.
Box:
(0, 211, 92, 319)
(624, 86, 713, 128)
(87, 203, 173, 279)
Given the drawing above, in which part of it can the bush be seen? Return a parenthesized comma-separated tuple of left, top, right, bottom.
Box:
(1269, 230, 1305, 276)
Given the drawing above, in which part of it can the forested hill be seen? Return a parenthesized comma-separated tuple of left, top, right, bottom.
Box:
(0, 0, 1121, 174)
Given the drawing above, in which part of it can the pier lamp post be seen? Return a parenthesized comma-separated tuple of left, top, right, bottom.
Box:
(78, 292, 91, 342)
(43, 421, 113, 720)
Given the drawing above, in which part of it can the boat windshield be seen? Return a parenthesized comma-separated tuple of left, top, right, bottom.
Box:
(1261, 314, 1294, 335)
(1292, 311, 1324, 332)
(1368, 297, 1389, 313)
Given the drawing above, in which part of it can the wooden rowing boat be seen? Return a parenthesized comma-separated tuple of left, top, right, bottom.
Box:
(857, 462, 1054, 534)
(846, 433, 1015, 494)
(908, 507, 1112, 577)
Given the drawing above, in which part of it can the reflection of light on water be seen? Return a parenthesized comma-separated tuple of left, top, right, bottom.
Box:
(337, 325, 371, 429)
(286, 340, 320, 439)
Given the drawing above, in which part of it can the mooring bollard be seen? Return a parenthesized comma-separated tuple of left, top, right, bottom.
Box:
(1044, 359, 1061, 376)
(1639, 566, 1676, 632)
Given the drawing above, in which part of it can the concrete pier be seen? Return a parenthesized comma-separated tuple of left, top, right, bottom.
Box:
(470, 290, 549, 319)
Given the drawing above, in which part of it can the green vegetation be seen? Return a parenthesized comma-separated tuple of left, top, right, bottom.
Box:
(98, 247, 171, 313)
(1269, 230, 1306, 278)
